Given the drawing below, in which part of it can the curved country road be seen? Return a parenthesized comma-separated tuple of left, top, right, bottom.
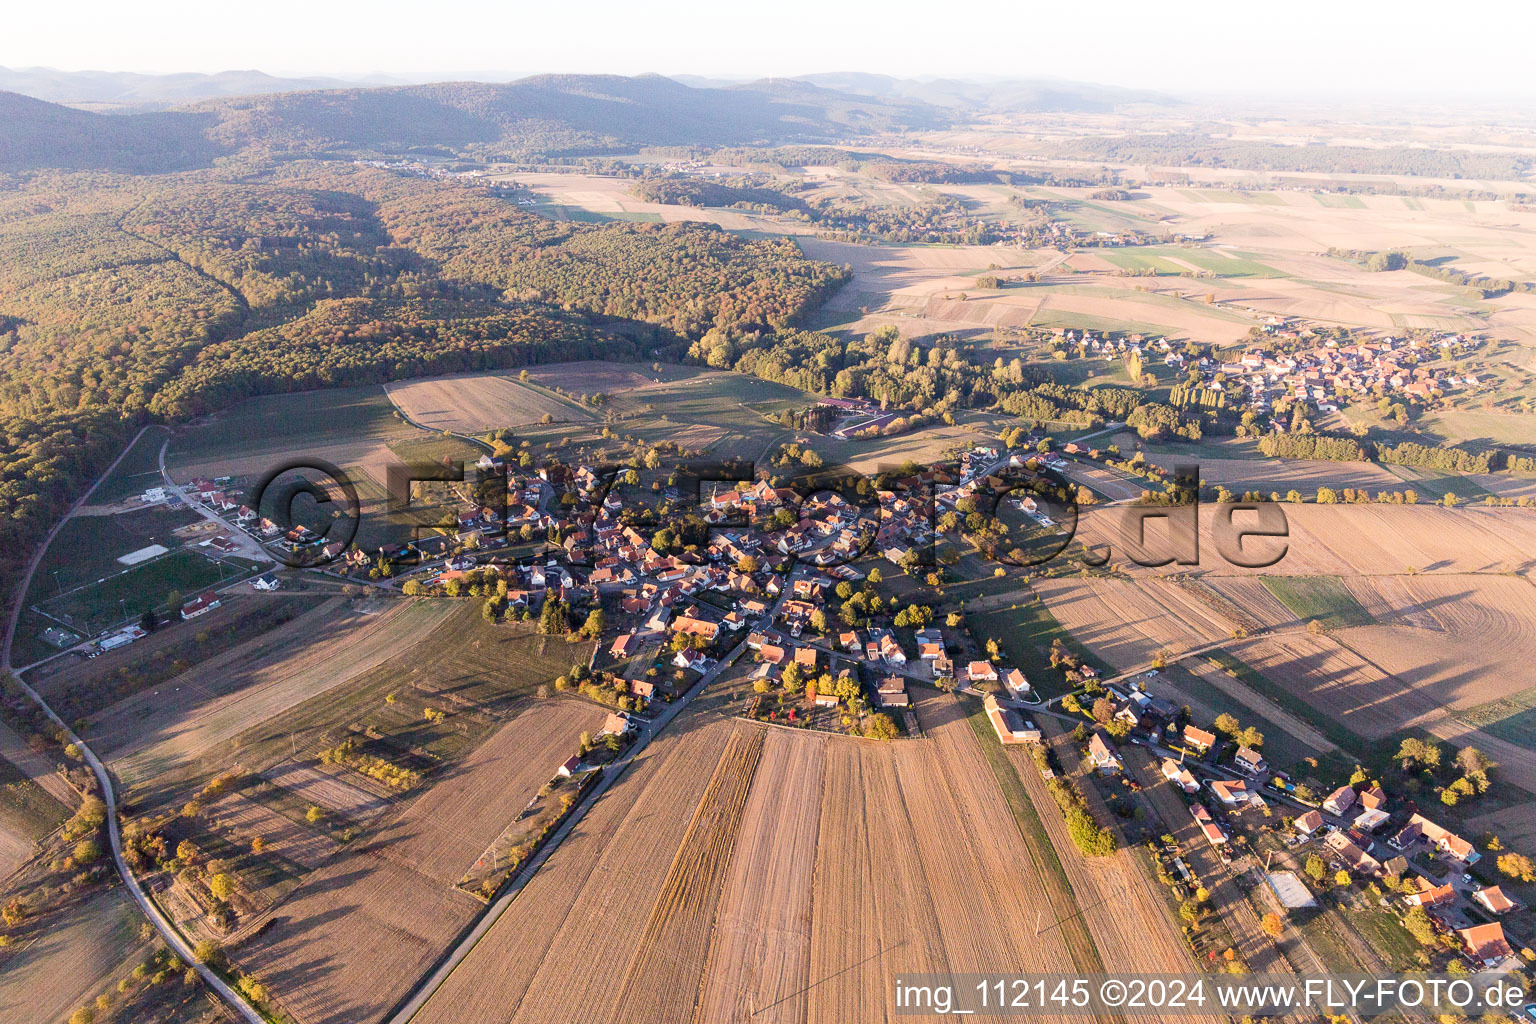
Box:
(1, 426, 264, 1024)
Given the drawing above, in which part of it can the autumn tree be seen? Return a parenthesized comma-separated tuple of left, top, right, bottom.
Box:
(1498, 852, 1536, 883)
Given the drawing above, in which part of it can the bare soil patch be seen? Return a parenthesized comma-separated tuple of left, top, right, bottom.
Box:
(261, 761, 388, 820)
(386, 373, 594, 432)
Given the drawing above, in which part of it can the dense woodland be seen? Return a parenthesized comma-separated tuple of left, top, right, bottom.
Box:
(629, 173, 1047, 246)
(0, 162, 846, 614)
(1, 77, 946, 174)
(722, 325, 1202, 439)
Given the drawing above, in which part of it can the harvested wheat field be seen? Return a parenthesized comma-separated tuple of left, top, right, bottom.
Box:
(416, 693, 1091, 1024)
(410, 715, 736, 1024)
(262, 761, 389, 819)
(376, 700, 607, 886)
(239, 855, 480, 1024)
(1191, 457, 1408, 494)
(208, 792, 338, 870)
(1083, 504, 1536, 578)
(99, 597, 457, 792)
(1033, 576, 1236, 671)
(0, 720, 74, 808)
(236, 701, 604, 1024)
(693, 728, 825, 1024)
(806, 697, 1085, 1024)
(1334, 575, 1536, 715)
(1227, 633, 1405, 740)
(609, 726, 766, 1022)
(386, 373, 593, 431)
(0, 888, 144, 1024)
(1197, 576, 1301, 630)
(1020, 718, 1194, 992)
(526, 360, 703, 395)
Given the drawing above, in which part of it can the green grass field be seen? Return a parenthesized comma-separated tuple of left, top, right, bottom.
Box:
(167, 384, 413, 468)
(43, 549, 238, 631)
(962, 701, 1108, 976)
(1259, 576, 1375, 629)
(1178, 189, 1285, 206)
(1096, 249, 1188, 275)
(1096, 246, 1287, 280)
(1311, 193, 1367, 210)
(1452, 685, 1536, 749)
(968, 596, 1114, 697)
(0, 757, 71, 842)
(27, 505, 203, 598)
(91, 426, 173, 504)
(1421, 408, 1536, 448)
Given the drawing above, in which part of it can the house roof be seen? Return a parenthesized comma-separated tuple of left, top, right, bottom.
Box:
(1474, 887, 1515, 914)
(1183, 725, 1216, 748)
(1457, 922, 1512, 961)
(1406, 813, 1475, 859)
(1210, 779, 1249, 803)
(1294, 810, 1324, 833)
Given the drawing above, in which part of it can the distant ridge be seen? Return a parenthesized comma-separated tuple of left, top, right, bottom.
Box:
(0, 72, 955, 172)
(0, 65, 372, 109)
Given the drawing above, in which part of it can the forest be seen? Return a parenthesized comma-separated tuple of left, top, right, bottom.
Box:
(0, 161, 846, 617)
(1, 76, 947, 174)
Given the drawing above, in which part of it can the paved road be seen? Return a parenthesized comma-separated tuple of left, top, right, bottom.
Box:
(1, 427, 158, 674)
(7, 671, 265, 1022)
(156, 437, 272, 564)
(1, 427, 263, 1023)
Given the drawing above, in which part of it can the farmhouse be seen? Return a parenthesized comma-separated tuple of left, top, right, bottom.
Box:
(671, 613, 720, 641)
(966, 660, 998, 684)
(1208, 779, 1253, 807)
(1402, 878, 1455, 909)
(181, 593, 222, 619)
(1322, 785, 1357, 816)
(1293, 810, 1324, 837)
(1456, 922, 1513, 967)
(1088, 731, 1121, 773)
(1352, 807, 1390, 832)
(1181, 725, 1216, 753)
(1161, 759, 1199, 794)
(1233, 746, 1267, 775)
(874, 675, 910, 709)
(984, 694, 1038, 744)
(1392, 813, 1479, 864)
(1473, 886, 1516, 915)
(1322, 831, 1381, 877)
(1001, 668, 1031, 699)
(600, 712, 634, 737)
(1191, 805, 1226, 847)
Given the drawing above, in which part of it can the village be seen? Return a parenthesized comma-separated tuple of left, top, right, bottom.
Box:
(1064, 320, 1484, 422)
(125, 422, 1532, 987)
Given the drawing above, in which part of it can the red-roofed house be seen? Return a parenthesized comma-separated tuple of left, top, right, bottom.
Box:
(1457, 922, 1513, 966)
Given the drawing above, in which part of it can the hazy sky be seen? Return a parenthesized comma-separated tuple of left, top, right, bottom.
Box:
(7, 0, 1535, 98)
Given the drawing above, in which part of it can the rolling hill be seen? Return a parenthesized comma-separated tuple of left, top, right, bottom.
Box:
(0, 73, 950, 172)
